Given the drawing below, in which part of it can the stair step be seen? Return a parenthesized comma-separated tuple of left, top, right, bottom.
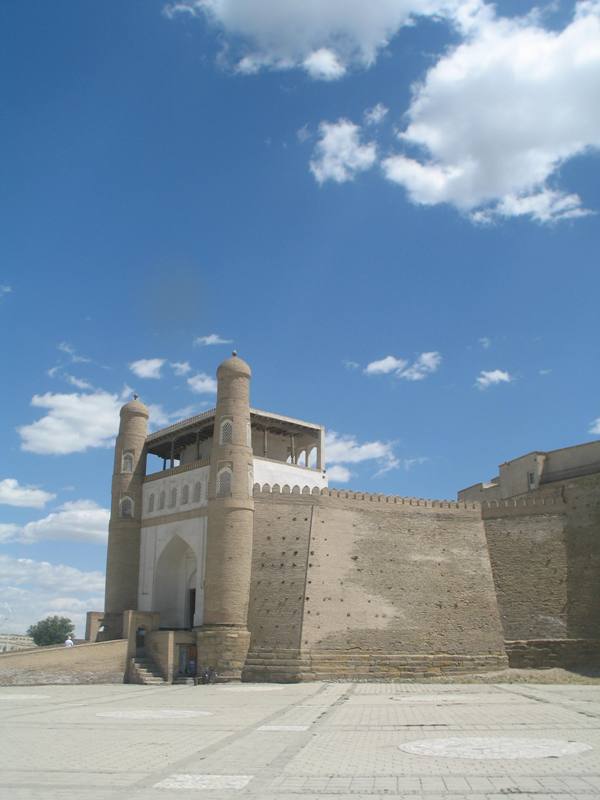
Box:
(131, 656, 167, 685)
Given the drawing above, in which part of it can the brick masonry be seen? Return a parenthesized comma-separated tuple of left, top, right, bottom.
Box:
(0, 640, 128, 685)
(245, 491, 508, 680)
(8, 472, 596, 684)
(482, 473, 600, 642)
(506, 638, 600, 668)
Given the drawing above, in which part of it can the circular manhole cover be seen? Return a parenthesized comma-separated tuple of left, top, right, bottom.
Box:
(399, 737, 592, 760)
(390, 694, 499, 705)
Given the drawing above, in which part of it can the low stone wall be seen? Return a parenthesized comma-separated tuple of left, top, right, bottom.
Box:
(0, 639, 128, 685)
(506, 639, 600, 669)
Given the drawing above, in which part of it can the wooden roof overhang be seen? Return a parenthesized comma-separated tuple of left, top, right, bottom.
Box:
(145, 409, 215, 460)
(144, 407, 322, 460)
(250, 411, 320, 442)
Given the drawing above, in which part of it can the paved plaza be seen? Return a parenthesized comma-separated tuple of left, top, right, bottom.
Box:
(1, 681, 599, 799)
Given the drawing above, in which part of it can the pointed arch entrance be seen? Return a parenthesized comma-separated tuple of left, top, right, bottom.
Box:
(153, 535, 197, 629)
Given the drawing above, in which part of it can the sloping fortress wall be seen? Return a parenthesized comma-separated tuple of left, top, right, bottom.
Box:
(78, 351, 599, 685)
(482, 474, 600, 661)
(245, 488, 507, 680)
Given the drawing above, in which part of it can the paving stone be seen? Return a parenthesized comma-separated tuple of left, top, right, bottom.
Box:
(0, 681, 598, 799)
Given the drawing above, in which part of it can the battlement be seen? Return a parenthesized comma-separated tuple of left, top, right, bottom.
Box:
(481, 494, 566, 516)
(252, 483, 478, 510)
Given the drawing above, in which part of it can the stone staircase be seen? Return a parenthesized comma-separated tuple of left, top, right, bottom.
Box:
(128, 655, 167, 685)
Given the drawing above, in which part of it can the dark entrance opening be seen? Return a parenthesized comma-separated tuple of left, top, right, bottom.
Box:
(135, 626, 146, 656)
(188, 589, 196, 629)
(178, 644, 197, 677)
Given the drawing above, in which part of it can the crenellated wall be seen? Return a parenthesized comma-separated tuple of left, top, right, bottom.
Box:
(245, 486, 507, 680)
(253, 482, 478, 508)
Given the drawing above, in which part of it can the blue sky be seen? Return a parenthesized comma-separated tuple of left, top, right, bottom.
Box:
(1, 0, 599, 634)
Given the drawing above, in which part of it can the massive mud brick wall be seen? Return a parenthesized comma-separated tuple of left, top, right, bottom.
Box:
(248, 497, 312, 651)
(482, 474, 600, 643)
(247, 487, 506, 678)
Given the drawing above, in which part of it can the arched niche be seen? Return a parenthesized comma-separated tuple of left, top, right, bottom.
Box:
(153, 535, 197, 629)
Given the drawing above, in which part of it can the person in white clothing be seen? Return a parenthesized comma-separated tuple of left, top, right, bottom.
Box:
(64, 635, 74, 647)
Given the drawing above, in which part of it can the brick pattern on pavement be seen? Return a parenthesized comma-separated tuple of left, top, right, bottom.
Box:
(0, 681, 599, 799)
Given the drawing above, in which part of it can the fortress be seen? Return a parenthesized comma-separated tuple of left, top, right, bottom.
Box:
(80, 353, 599, 684)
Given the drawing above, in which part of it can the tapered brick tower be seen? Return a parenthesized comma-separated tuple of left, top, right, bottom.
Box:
(103, 396, 148, 639)
(197, 353, 254, 680)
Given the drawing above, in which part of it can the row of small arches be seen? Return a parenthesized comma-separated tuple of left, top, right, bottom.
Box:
(142, 468, 234, 516)
(482, 496, 559, 509)
(286, 447, 318, 468)
(146, 482, 204, 514)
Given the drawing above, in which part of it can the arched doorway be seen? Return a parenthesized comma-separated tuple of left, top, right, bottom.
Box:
(154, 535, 197, 629)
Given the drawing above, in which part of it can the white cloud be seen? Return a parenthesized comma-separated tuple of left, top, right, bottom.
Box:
(400, 351, 442, 381)
(18, 391, 121, 455)
(476, 369, 513, 389)
(163, 0, 460, 79)
(120, 384, 135, 402)
(303, 48, 346, 80)
(47, 367, 94, 391)
(327, 464, 353, 483)
(65, 374, 94, 390)
(364, 352, 441, 380)
(187, 373, 218, 394)
(170, 361, 192, 376)
(365, 355, 408, 375)
(539, 368, 552, 376)
(343, 359, 361, 371)
(475, 189, 591, 224)
(0, 285, 12, 300)
(194, 333, 233, 346)
(58, 342, 91, 364)
(0, 479, 55, 509)
(0, 554, 105, 637)
(8, 501, 110, 545)
(0, 555, 104, 594)
(310, 119, 377, 184)
(297, 125, 311, 143)
(147, 403, 197, 429)
(129, 358, 166, 379)
(382, 1, 600, 221)
(0, 524, 20, 543)
(326, 430, 399, 476)
(479, 336, 492, 349)
(402, 456, 429, 470)
(20, 501, 109, 544)
(364, 103, 389, 126)
(589, 417, 600, 435)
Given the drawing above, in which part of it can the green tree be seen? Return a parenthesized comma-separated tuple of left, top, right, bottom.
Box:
(27, 616, 75, 646)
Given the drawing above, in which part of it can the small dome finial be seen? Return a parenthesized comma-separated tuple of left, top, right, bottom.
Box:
(133, 393, 139, 400)
(232, 350, 237, 357)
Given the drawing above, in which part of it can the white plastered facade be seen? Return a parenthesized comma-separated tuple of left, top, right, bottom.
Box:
(253, 457, 327, 491)
(139, 465, 209, 628)
(138, 517, 207, 628)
